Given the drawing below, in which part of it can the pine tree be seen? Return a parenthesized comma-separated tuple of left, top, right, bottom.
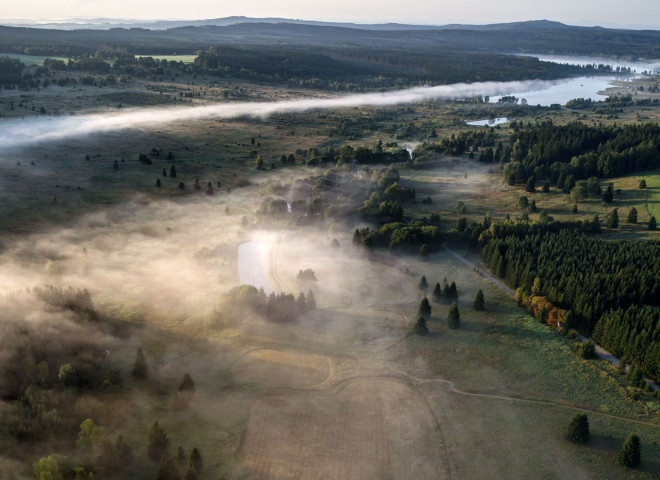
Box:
(542, 180, 550, 193)
(649, 216, 657, 231)
(132, 347, 148, 380)
(162, 168, 167, 177)
(413, 314, 428, 336)
(206, 182, 214, 195)
(178, 373, 195, 392)
(188, 447, 203, 474)
(306, 289, 316, 310)
(603, 184, 613, 203)
(418, 297, 431, 320)
(432, 282, 442, 303)
(627, 207, 638, 224)
(169, 166, 177, 178)
(194, 178, 201, 190)
(618, 433, 641, 468)
(156, 178, 161, 187)
(639, 179, 647, 189)
(565, 413, 590, 443)
(448, 282, 458, 300)
(448, 302, 460, 329)
(175, 446, 186, 467)
(473, 289, 484, 311)
(525, 175, 536, 193)
(147, 421, 169, 461)
(418, 275, 428, 291)
(156, 455, 180, 480)
(606, 208, 619, 229)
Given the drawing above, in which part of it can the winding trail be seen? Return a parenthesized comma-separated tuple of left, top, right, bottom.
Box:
(387, 366, 660, 428)
(443, 246, 515, 297)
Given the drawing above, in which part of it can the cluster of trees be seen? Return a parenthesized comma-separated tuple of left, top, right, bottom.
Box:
(412, 131, 500, 163)
(502, 121, 660, 186)
(353, 219, 442, 253)
(222, 284, 316, 322)
(482, 227, 660, 379)
(0, 55, 24, 88)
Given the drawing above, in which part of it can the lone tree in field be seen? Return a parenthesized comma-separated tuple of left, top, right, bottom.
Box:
(639, 179, 647, 189)
(473, 289, 485, 311)
(606, 208, 619, 229)
(525, 175, 536, 193)
(206, 182, 214, 195)
(178, 373, 195, 393)
(169, 165, 177, 178)
(418, 275, 428, 291)
(113, 160, 119, 170)
(618, 433, 641, 468)
(188, 447, 203, 474)
(418, 297, 431, 320)
(649, 216, 656, 231)
(132, 347, 148, 380)
(156, 178, 161, 187)
(256, 155, 264, 170)
(627, 207, 638, 224)
(147, 421, 169, 461)
(448, 302, 460, 329)
(413, 314, 429, 336)
(565, 413, 590, 443)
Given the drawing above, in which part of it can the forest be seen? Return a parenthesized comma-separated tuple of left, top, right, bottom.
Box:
(482, 228, 660, 379)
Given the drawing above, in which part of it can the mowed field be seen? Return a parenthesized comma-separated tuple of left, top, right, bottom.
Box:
(639, 172, 660, 220)
(237, 378, 449, 480)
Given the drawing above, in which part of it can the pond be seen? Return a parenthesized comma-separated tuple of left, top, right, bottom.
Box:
(237, 242, 274, 295)
(466, 117, 509, 126)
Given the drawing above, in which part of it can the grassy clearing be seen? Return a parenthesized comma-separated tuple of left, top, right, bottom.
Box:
(638, 171, 660, 220)
(0, 52, 70, 66)
(135, 55, 197, 64)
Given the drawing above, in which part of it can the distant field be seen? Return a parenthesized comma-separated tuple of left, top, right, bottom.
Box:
(135, 54, 197, 64)
(0, 52, 70, 66)
(640, 172, 660, 220)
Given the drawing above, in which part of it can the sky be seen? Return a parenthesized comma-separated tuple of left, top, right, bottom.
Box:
(1, 0, 660, 28)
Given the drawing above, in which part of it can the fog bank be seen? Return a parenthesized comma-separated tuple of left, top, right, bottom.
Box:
(0, 79, 555, 150)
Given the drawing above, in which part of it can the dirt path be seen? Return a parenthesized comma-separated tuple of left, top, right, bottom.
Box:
(387, 366, 660, 428)
(443, 246, 515, 297)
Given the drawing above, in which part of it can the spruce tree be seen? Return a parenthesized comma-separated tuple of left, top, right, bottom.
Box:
(147, 421, 169, 461)
(175, 446, 186, 467)
(194, 178, 201, 190)
(473, 289, 484, 311)
(188, 447, 203, 474)
(178, 373, 195, 393)
(448, 282, 458, 300)
(418, 297, 431, 320)
(156, 455, 180, 480)
(156, 178, 161, 187)
(432, 282, 442, 303)
(162, 168, 167, 177)
(606, 208, 619, 229)
(169, 165, 177, 178)
(418, 275, 428, 291)
(413, 314, 429, 336)
(542, 180, 550, 193)
(448, 302, 460, 329)
(132, 347, 148, 380)
(618, 433, 641, 468)
(649, 216, 657, 231)
(603, 185, 613, 203)
(525, 175, 536, 193)
(627, 207, 638, 224)
(113, 160, 119, 170)
(206, 182, 214, 195)
(565, 413, 590, 443)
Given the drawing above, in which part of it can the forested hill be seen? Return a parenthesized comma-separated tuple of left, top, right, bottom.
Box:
(1, 20, 660, 58)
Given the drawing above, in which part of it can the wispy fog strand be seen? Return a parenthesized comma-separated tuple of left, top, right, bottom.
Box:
(0, 79, 554, 149)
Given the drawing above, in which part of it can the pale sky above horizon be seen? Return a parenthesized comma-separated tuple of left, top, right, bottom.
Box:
(2, 0, 660, 29)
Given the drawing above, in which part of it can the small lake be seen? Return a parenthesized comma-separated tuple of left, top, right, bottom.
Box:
(466, 117, 509, 126)
(488, 75, 633, 107)
(237, 242, 274, 295)
(522, 54, 660, 75)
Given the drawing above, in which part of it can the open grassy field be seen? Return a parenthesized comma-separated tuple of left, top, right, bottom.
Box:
(0, 52, 71, 65)
(135, 54, 197, 64)
(638, 171, 660, 220)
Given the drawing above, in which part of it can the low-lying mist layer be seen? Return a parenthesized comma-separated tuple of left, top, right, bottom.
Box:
(0, 79, 556, 150)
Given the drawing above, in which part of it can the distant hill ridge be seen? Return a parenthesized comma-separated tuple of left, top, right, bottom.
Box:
(0, 17, 598, 32)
